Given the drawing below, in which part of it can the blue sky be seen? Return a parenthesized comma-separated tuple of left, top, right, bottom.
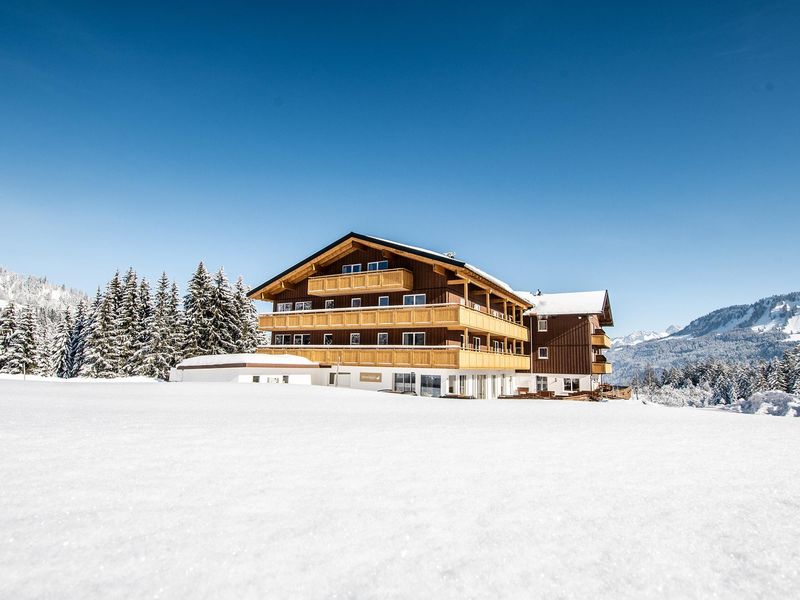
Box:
(1, 1, 798, 335)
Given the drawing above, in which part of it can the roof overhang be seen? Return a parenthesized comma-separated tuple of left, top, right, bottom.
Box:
(248, 232, 533, 308)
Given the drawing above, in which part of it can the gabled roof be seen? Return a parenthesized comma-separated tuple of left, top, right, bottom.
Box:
(519, 290, 614, 326)
(248, 232, 532, 307)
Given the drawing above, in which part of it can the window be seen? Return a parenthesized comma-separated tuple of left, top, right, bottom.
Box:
(378, 296, 390, 307)
(276, 302, 293, 312)
(342, 264, 362, 273)
(536, 376, 548, 392)
(350, 333, 360, 345)
(367, 260, 389, 271)
(564, 378, 580, 392)
(403, 294, 426, 306)
(538, 347, 549, 359)
(293, 334, 311, 345)
(393, 372, 416, 393)
(377, 332, 389, 345)
(295, 300, 312, 311)
(274, 334, 291, 345)
(402, 332, 425, 346)
(473, 337, 481, 351)
(325, 299, 335, 309)
(447, 375, 457, 395)
(323, 333, 333, 345)
(493, 340, 503, 352)
(420, 375, 441, 397)
(538, 318, 548, 332)
(351, 298, 362, 308)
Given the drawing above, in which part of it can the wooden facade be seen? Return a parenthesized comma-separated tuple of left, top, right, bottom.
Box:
(248, 233, 532, 372)
(248, 233, 613, 378)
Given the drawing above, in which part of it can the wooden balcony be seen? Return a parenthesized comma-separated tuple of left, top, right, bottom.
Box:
(259, 303, 529, 341)
(257, 346, 531, 371)
(592, 356, 613, 374)
(307, 268, 413, 296)
(591, 332, 612, 348)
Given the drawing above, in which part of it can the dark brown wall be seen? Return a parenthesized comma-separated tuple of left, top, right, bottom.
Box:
(525, 315, 593, 374)
(272, 248, 455, 308)
(272, 327, 451, 346)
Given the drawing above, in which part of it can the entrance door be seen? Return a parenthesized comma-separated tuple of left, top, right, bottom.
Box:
(329, 372, 351, 387)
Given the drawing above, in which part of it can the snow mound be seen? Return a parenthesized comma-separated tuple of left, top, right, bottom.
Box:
(734, 391, 800, 417)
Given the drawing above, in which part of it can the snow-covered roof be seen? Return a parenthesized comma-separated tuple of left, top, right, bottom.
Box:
(177, 353, 316, 368)
(519, 290, 610, 319)
(370, 235, 517, 295)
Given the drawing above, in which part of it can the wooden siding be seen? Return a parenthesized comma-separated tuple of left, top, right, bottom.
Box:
(257, 346, 530, 371)
(260, 304, 529, 340)
(526, 314, 594, 375)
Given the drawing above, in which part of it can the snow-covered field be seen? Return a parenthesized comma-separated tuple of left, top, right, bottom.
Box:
(1, 381, 799, 599)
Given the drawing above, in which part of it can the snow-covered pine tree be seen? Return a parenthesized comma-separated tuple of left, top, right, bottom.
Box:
(134, 274, 171, 379)
(233, 276, 259, 353)
(766, 356, 786, 391)
(167, 280, 185, 366)
(2, 306, 38, 375)
(183, 262, 215, 358)
(82, 286, 118, 378)
(116, 268, 140, 375)
(49, 308, 74, 378)
(0, 302, 17, 372)
(208, 267, 238, 355)
(128, 277, 153, 375)
(783, 345, 800, 394)
(67, 300, 89, 378)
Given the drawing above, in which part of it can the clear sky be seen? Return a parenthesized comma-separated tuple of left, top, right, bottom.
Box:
(1, 1, 798, 335)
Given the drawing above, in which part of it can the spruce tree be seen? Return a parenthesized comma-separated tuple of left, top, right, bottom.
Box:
(68, 300, 89, 377)
(3, 306, 38, 375)
(134, 275, 171, 379)
(183, 262, 215, 358)
(49, 309, 74, 378)
(209, 267, 238, 355)
(82, 286, 118, 378)
(233, 276, 259, 353)
(0, 302, 16, 372)
(167, 281, 185, 366)
(116, 268, 140, 375)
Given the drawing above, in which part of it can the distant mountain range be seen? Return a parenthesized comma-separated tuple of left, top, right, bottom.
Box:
(0, 267, 88, 314)
(608, 292, 800, 383)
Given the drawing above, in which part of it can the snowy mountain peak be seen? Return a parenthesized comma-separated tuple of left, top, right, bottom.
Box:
(613, 326, 680, 347)
(0, 267, 88, 315)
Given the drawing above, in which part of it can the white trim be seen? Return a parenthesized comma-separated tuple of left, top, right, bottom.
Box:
(323, 333, 333, 345)
(538, 347, 549, 359)
(342, 263, 362, 274)
(324, 299, 335, 309)
(350, 297, 362, 308)
(402, 331, 426, 346)
(367, 260, 389, 271)
(378, 295, 390, 306)
(537, 317, 548, 332)
(402, 293, 426, 306)
(349, 332, 361, 345)
(377, 332, 389, 345)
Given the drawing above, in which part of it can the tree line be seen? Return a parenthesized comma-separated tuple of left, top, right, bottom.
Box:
(634, 344, 800, 404)
(0, 263, 261, 380)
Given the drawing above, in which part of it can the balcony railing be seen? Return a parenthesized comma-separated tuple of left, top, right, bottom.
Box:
(257, 345, 531, 371)
(307, 268, 413, 296)
(592, 355, 613, 374)
(591, 331, 612, 348)
(260, 303, 529, 341)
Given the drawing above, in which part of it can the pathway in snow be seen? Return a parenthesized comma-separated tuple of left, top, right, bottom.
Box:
(1, 381, 799, 599)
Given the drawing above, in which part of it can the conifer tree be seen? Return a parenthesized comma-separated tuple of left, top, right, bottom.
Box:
(135, 274, 171, 379)
(167, 281, 185, 366)
(233, 276, 259, 353)
(50, 308, 73, 378)
(82, 286, 118, 378)
(2, 306, 38, 375)
(209, 267, 238, 355)
(67, 300, 89, 377)
(116, 268, 140, 375)
(183, 262, 215, 358)
(0, 302, 16, 372)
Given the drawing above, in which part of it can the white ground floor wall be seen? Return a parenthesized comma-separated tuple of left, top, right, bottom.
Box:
(516, 373, 601, 396)
(169, 367, 314, 385)
(311, 366, 518, 399)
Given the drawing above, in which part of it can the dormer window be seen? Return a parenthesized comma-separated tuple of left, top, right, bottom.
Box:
(342, 264, 362, 274)
(367, 260, 389, 271)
